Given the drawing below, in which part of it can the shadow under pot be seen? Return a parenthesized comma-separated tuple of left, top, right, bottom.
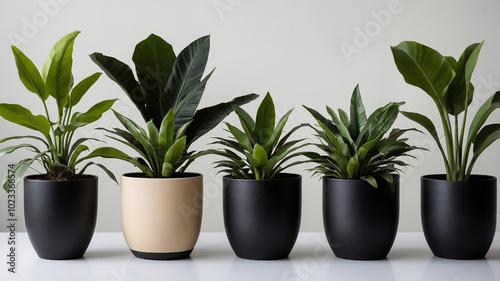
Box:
(223, 173, 301, 260)
(421, 174, 497, 260)
(323, 175, 399, 260)
(121, 172, 203, 260)
(24, 175, 98, 260)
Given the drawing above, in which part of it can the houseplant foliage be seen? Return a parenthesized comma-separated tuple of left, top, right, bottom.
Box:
(391, 41, 500, 181)
(212, 92, 307, 180)
(213, 92, 304, 260)
(304, 85, 423, 187)
(1, 30, 117, 192)
(88, 34, 258, 176)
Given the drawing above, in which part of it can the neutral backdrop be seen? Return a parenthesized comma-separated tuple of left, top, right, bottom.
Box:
(0, 0, 499, 233)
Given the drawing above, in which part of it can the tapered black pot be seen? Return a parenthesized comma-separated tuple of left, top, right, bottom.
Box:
(223, 173, 301, 260)
(24, 175, 98, 260)
(323, 175, 399, 260)
(421, 174, 497, 260)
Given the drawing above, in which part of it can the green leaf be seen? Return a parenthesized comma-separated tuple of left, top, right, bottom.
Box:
(132, 34, 176, 127)
(164, 136, 186, 165)
(252, 143, 269, 166)
(253, 93, 276, 144)
(81, 147, 152, 176)
(0, 135, 49, 147)
(147, 121, 159, 153)
(0, 144, 40, 157)
(65, 99, 117, 131)
(0, 104, 50, 136)
(361, 175, 378, 187)
(161, 35, 211, 127)
(69, 72, 101, 107)
(11, 45, 49, 101)
(467, 91, 500, 145)
(90, 52, 147, 120)
(45, 31, 79, 117)
(472, 124, 500, 161)
(185, 93, 258, 148)
(161, 162, 173, 177)
(445, 42, 483, 115)
(69, 144, 89, 168)
(263, 109, 293, 152)
(347, 156, 358, 178)
(159, 109, 175, 158)
(226, 123, 253, 152)
(348, 85, 367, 140)
(391, 41, 455, 103)
(78, 162, 118, 184)
(3, 151, 48, 192)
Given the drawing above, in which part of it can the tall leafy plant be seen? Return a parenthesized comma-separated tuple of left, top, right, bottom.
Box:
(1, 31, 117, 192)
(211, 93, 307, 180)
(89, 34, 257, 177)
(392, 41, 500, 180)
(304, 85, 423, 187)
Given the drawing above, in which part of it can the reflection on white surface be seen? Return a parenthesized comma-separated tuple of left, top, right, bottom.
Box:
(421, 257, 495, 281)
(0, 233, 499, 281)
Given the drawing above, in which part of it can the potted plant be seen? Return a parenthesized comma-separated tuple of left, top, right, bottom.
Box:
(210, 92, 307, 260)
(304, 85, 423, 260)
(88, 34, 257, 260)
(0, 31, 117, 260)
(391, 41, 500, 259)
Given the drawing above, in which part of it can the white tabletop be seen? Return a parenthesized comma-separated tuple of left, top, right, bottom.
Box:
(1, 232, 499, 281)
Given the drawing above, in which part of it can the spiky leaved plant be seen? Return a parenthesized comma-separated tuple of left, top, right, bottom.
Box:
(304, 85, 423, 187)
(211, 93, 307, 180)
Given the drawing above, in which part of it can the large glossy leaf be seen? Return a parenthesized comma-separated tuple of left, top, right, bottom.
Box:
(0, 104, 50, 136)
(468, 124, 500, 176)
(391, 41, 455, 104)
(11, 46, 49, 101)
(253, 93, 275, 144)
(161, 35, 210, 124)
(185, 93, 258, 148)
(467, 91, 500, 146)
(348, 85, 367, 140)
(42, 30, 79, 80)
(445, 42, 483, 115)
(132, 34, 176, 127)
(90, 52, 147, 120)
(45, 31, 79, 117)
(69, 72, 101, 107)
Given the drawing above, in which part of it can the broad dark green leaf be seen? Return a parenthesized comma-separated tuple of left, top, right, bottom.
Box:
(391, 41, 455, 103)
(42, 30, 79, 80)
(69, 72, 101, 107)
(11, 45, 49, 101)
(161, 35, 210, 123)
(253, 93, 276, 144)
(445, 42, 483, 115)
(132, 34, 176, 127)
(65, 99, 117, 131)
(0, 104, 50, 136)
(401, 111, 446, 160)
(185, 93, 258, 148)
(348, 85, 367, 140)
(467, 91, 500, 145)
(90, 52, 147, 120)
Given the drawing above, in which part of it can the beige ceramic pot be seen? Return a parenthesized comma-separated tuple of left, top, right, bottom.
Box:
(121, 172, 203, 260)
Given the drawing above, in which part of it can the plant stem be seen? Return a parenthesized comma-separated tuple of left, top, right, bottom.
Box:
(439, 106, 455, 180)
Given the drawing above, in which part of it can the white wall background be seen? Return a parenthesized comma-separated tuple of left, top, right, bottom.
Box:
(0, 0, 499, 233)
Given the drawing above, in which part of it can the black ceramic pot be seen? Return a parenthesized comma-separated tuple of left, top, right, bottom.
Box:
(24, 175, 98, 260)
(421, 174, 497, 260)
(323, 175, 399, 260)
(223, 173, 301, 260)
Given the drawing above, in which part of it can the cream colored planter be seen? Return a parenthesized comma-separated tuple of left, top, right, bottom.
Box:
(121, 173, 203, 260)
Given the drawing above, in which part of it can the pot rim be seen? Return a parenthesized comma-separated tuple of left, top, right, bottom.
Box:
(24, 174, 98, 182)
(421, 174, 497, 182)
(122, 172, 202, 180)
(222, 173, 301, 182)
(323, 174, 400, 183)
